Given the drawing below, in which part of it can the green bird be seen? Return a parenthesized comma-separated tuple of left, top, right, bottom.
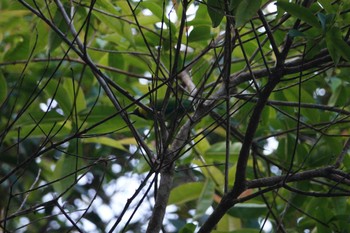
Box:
(131, 98, 194, 120)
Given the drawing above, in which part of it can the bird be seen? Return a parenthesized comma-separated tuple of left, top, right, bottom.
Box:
(131, 98, 194, 120)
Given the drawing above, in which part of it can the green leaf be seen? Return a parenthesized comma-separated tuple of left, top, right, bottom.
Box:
(229, 0, 242, 12)
(0, 72, 7, 105)
(62, 79, 87, 113)
(14, 108, 67, 126)
(0, 10, 30, 24)
(95, 0, 119, 15)
(194, 159, 225, 188)
(52, 153, 80, 198)
(48, 7, 70, 52)
(3, 34, 30, 62)
(204, 142, 241, 163)
(328, 85, 348, 107)
(326, 31, 341, 65)
(235, 0, 261, 27)
(179, 223, 196, 233)
(93, 12, 135, 47)
(307, 137, 341, 167)
(327, 76, 342, 92)
(207, 0, 225, 28)
(288, 29, 306, 38)
(83, 136, 132, 151)
(282, 86, 317, 122)
(168, 182, 204, 205)
(140, 2, 164, 20)
(43, 78, 86, 116)
(332, 197, 347, 215)
(193, 134, 211, 155)
(216, 214, 242, 232)
(79, 105, 128, 134)
(326, 27, 350, 63)
(188, 25, 212, 42)
(4, 122, 72, 141)
(305, 39, 324, 60)
(276, 2, 320, 28)
(317, 0, 336, 13)
(228, 203, 267, 218)
(317, 13, 336, 32)
(194, 179, 215, 219)
(108, 52, 125, 70)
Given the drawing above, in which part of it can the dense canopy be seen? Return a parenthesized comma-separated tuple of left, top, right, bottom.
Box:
(1, 0, 350, 232)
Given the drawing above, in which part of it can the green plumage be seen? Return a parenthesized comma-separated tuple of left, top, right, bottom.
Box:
(132, 99, 194, 120)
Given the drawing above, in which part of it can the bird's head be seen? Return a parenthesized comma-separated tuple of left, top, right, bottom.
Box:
(131, 107, 149, 119)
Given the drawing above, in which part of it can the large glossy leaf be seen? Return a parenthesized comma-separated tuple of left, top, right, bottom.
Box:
(140, 2, 164, 20)
(228, 203, 267, 218)
(276, 1, 320, 28)
(3, 34, 30, 62)
(78, 105, 129, 134)
(95, 0, 120, 15)
(317, 13, 335, 32)
(109, 52, 125, 70)
(194, 179, 215, 219)
(317, 0, 336, 13)
(52, 153, 82, 198)
(194, 159, 225, 188)
(43, 78, 86, 116)
(168, 182, 204, 205)
(207, 0, 225, 28)
(193, 133, 211, 155)
(326, 27, 350, 63)
(4, 121, 72, 140)
(48, 7, 70, 52)
(204, 142, 241, 163)
(82, 136, 134, 151)
(235, 0, 261, 27)
(216, 213, 242, 232)
(188, 25, 212, 42)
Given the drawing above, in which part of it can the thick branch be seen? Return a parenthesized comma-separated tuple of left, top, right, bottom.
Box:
(235, 94, 350, 115)
(198, 72, 282, 233)
(145, 164, 174, 233)
(146, 120, 191, 233)
(247, 166, 334, 189)
(233, 73, 282, 187)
